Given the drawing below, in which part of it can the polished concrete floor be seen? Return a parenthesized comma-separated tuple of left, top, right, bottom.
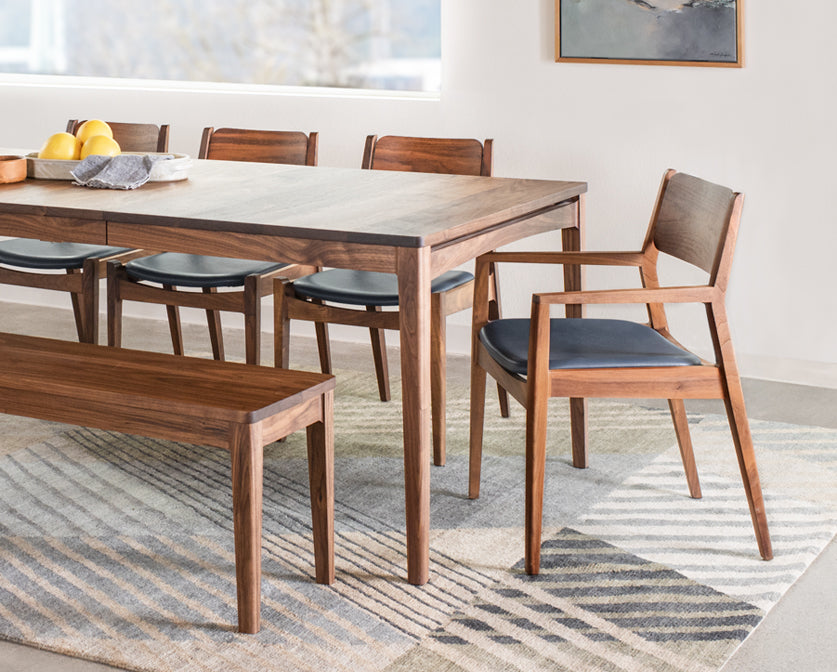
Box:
(0, 302, 834, 672)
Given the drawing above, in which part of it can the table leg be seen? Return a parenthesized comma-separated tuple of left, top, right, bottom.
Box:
(397, 246, 432, 585)
(562, 196, 589, 469)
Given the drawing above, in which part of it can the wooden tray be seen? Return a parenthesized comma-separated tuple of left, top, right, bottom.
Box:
(26, 152, 192, 182)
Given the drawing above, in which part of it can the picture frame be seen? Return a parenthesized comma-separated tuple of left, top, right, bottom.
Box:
(555, 0, 743, 68)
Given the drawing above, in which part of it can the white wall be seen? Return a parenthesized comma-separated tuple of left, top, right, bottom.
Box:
(1, 0, 836, 387)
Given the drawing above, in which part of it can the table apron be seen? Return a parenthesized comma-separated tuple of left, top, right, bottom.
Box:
(106, 222, 399, 272)
(104, 197, 580, 277)
(0, 213, 107, 244)
(430, 198, 580, 275)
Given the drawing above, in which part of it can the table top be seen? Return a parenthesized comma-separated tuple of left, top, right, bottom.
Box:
(0, 157, 586, 249)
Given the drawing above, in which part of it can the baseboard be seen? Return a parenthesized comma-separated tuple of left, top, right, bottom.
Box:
(735, 353, 837, 390)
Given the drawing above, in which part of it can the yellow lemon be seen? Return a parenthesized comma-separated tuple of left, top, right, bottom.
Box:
(38, 132, 82, 160)
(80, 135, 121, 159)
(75, 119, 113, 145)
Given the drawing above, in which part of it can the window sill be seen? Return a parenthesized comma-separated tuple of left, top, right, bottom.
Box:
(0, 73, 440, 102)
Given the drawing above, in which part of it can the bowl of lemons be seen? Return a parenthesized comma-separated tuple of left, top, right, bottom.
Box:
(28, 120, 190, 182)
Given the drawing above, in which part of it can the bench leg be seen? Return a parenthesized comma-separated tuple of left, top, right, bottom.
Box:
(230, 423, 263, 634)
(307, 390, 335, 585)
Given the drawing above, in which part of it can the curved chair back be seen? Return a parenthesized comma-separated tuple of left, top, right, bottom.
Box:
(66, 120, 170, 153)
(199, 127, 318, 166)
(362, 135, 492, 176)
(646, 171, 738, 278)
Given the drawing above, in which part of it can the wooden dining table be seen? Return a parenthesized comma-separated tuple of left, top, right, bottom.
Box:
(0, 156, 587, 585)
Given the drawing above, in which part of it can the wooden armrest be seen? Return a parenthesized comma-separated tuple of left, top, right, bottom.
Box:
(534, 285, 719, 306)
(478, 250, 645, 267)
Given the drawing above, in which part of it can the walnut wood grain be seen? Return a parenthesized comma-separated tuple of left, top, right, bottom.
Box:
(0, 331, 336, 634)
(108, 128, 320, 365)
(397, 245, 432, 585)
(277, 135, 524, 471)
(1, 119, 169, 349)
(0, 152, 586, 586)
(199, 127, 317, 166)
(469, 170, 772, 575)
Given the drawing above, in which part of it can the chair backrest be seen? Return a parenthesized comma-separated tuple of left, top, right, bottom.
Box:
(645, 170, 741, 283)
(199, 127, 318, 166)
(362, 135, 492, 176)
(66, 120, 170, 153)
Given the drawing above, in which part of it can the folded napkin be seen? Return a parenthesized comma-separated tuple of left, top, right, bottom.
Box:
(71, 154, 174, 190)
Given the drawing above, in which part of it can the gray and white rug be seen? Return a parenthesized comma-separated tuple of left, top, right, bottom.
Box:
(0, 370, 834, 671)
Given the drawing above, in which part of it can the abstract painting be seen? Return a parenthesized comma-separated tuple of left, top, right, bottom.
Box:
(556, 0, 743, 67)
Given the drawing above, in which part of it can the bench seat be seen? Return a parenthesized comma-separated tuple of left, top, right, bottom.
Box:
(0, 331, 336, 634)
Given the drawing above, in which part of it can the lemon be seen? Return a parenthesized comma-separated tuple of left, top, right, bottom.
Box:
(80, 135, 121, 159)
(75, 119, 113, 145)
(38, 132, 82, 160)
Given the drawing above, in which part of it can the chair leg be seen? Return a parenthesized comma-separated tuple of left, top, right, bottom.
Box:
(306, 389, 335, 585)
(668, 399, 701, 498)
(273, 278, 291, 369)
(163, 284, 185, 356)
(468, 352, 488, 499)
(67, 269, 86, 342)
(723, 382, 773, 560)
(80, 257, 100, 344)
(315, 322, 332, 373)
(366, 306, 391, 402)
(709, 302, 772, 560)
(488, 261, 510, 418)
(203, 287, 225, 361)
(243, 275, 260, 365)
(312, 298, 333, 374)
(524, 390, 550, 575)
(430, 293, 446, 466)
(106, 261, 123, 348)
(569, 398, 588, 468)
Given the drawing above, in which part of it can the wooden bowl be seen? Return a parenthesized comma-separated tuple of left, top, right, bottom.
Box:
(0, 155, 26, 184)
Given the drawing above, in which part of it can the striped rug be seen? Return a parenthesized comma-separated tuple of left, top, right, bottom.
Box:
(0, 370, 834, 672)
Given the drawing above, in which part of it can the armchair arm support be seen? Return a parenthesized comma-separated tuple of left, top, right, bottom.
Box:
(534, 285, 720, 306)
(477, 250, 645, 267)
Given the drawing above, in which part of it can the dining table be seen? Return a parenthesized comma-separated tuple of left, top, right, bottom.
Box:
(0, 155, 587, 585)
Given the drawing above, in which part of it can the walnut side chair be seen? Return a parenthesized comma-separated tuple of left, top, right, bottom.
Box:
(275, 134, 508, 466)
(468, 169, 773, 574)
(107, 127, 319, 365)
(0, 120, 170, 344)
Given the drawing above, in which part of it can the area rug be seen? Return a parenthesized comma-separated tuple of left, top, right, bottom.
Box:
(0, 369, 834, 672)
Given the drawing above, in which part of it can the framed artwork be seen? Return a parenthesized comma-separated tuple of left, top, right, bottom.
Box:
(555, 0, 743, 67)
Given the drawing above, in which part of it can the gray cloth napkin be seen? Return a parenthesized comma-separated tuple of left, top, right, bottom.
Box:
(71, 154, 174, 190)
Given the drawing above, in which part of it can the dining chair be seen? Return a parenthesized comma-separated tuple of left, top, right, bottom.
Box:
(0, 120, 170, 344)
(107, 127, 319, 365)
(468, 169, 773, 573)
(66, 119, 170, 153)
(274, 134, 508, 466)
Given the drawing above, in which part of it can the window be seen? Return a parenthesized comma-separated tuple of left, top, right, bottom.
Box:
(0, 0, 441, 92)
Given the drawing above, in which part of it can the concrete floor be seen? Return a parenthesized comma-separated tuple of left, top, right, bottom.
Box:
(0, 302, 834, 671)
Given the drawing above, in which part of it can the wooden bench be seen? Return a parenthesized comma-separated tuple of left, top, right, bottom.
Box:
(0, 331, 335, 634)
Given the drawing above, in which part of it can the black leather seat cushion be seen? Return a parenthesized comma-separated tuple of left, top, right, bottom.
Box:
(0, 239, 131, 270)
(292, 269, 474, 306)
(480, 318, 702, 374)
(126, 253, 287, 288)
